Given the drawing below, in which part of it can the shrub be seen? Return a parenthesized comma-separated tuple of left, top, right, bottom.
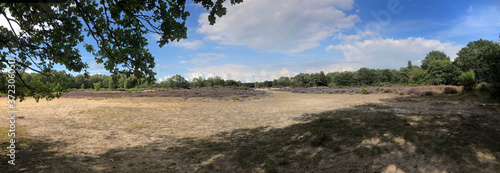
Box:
(360, 88, 369, 94)
(458, 70, 476, 92)
(443, 87, 458, 94)
(93, 83, 101, 91)
(231, 97, 239, 101)
(116, 88, 126, 91)
(81, 83, 85, 89)
(424, 91, 434, 96)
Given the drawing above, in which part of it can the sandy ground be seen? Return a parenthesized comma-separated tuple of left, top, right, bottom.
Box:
(0, 90, 396, 161)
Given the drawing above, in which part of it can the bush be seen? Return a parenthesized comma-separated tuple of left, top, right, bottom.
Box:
(458, 70, 476, 92)
(383, 89, 393, 93)
(81, 83, 85, 89)
(443, 87, 458, 94)
(424, 91, 434, 96)
(360, 88, 369, 94)
(93, 83, 101, 91)
(116, 88, 126, 91)
(231, 97, 239, 101)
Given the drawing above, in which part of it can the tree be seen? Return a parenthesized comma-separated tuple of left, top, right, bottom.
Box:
(458, 70, 476, 92)
(170, 74, 188, 89)
(108, 78, 116, 90)
(425, 59, 458, 85)
(410, 67, 426, 85)
(356, 67, 375, 86)
(334, 71, 355, 86)
(421, 50, 450, 70)
(191, 76, 205, 88)
(93, 82, 101, 91)
(0, 0, 243, 101)
(454, 39, 497, 82)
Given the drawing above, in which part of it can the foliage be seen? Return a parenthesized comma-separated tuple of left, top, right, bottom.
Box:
(0, 0, 243, 101)
(356, 68, 375, 86)
(443, 87, 458, 94)
(421, 50, 450, 70)
(454, 39, 499, 82)
(360, 88, 368, 94)
(458, 70, 476, 92)
(93, 82, 101, 91)
(425, 59, 459, 85)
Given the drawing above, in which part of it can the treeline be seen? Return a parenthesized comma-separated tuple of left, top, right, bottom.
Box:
(257, 38, 500, 89)
(17, 38, 499, 91)
(17, 72, 249, 90)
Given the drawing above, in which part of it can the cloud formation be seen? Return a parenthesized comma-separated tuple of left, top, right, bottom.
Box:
(327, 37, 463, 69)
(185, 64, 297, 82)
(172, 39, 203, 50)
(197, 0, 359, 53)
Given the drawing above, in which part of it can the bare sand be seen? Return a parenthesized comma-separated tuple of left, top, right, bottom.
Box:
(1, 90, 396, 157)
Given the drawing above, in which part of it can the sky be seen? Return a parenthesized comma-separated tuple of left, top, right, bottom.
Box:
(3, 0, 500, 83)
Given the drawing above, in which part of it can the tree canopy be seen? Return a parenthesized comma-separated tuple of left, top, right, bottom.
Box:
(0, 0, 243, 101)
(420, 50, 450, 70)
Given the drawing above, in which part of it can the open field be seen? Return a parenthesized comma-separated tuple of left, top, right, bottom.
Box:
(1, 88, 499, 172)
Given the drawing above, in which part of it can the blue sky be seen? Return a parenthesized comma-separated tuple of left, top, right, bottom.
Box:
(4, 0, 500, 82)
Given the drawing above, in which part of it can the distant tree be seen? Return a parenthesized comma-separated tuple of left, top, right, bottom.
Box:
(454, 39, 497, 82)
(93, 83, 101, 91)
(225, 79, 238, 87)
(191, 76, 205, 88)
(390, 69, 401, 84)
(378, 69, 393, 83)
(276, 76, 290, 87)
(458, 70, 476, 91)
(356, 67, 375, 86)
(0, 0, 243, 101)
(291, 73, 307, 87)
(171, 74, 188, 89)
(334, 71, 355, 86)
(411, 67, 426, 85)
(425, 60, 457, 85)
(108, 78, 116, 90)
(213, 76, 225, 87)
(326, 72, 338, 86)
(399, 67, 411, 84)
(407, 60, 412, 69)
(318, 71, 328, 86)
(421, 50, 450, 70)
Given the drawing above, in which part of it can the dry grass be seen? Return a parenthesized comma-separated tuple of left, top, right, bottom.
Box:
(0, 89, 499, 172)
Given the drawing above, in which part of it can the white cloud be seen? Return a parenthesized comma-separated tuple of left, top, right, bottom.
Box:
(0, 8, 21, 36)
(327, 37, 463, 69)
(186, 64, 298, 82)
(467, 5, 474, 15)
(149, 34, 203, 50)
(89, 61, 105, 70)
(158, 75, 172, 83)
(149, 34, 162, 41)
(172, 39, 203, 50)
(306, 63, 359, 74)
(178, 53, 226, 65)
(440, 5, 500, 40)
(197, 0, 359, 53)
(189, 53, 226, 64)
